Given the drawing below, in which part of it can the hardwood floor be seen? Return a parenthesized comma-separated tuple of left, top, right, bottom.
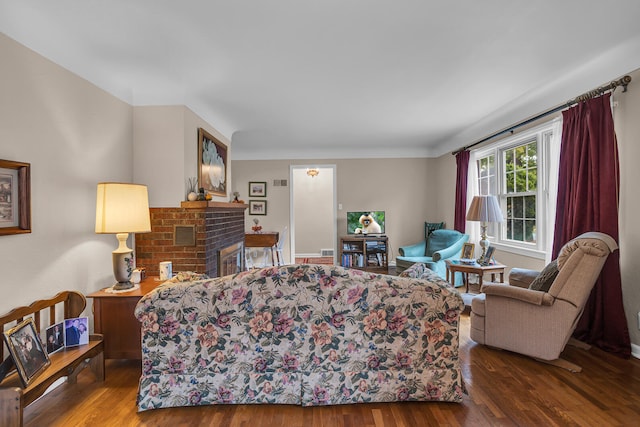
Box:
(24, 314, 640, 427)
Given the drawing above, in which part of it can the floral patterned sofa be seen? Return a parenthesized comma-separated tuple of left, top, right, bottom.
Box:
(134, 264, 465, 411)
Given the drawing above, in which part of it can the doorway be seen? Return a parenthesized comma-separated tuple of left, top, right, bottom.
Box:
(290, 165, 337, 264)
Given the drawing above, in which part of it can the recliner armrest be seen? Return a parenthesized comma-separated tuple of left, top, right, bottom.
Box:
(481, 283, 554, 306)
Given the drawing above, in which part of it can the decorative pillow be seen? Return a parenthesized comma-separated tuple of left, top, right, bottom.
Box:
(528, 260, 559, 292)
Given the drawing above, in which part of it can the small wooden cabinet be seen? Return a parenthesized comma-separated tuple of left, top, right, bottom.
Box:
(339, 236, 388, 273)
(87, 277, 161, 360)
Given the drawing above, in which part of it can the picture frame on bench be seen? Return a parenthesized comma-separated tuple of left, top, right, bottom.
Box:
(3, 318, 50, 387)
(45, 321, 65, 355)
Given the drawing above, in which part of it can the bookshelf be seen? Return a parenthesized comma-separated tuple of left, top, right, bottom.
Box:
(339, 236, 388, 273)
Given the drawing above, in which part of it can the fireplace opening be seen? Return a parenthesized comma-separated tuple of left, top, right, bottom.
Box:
(218, 242, 245, 276)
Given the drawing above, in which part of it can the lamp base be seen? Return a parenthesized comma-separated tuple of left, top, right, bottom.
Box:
(112, 281, 134, 291)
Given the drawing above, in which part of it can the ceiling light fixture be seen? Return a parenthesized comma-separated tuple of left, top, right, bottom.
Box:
(306, 168, 320, 178)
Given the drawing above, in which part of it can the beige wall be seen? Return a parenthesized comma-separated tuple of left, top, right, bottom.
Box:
(232, 158, 441, 263)
(133, 106, 231, 207)
(0, 33, 133, 315)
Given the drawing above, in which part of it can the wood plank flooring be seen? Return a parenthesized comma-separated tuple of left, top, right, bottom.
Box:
(24, 314, 640, 427)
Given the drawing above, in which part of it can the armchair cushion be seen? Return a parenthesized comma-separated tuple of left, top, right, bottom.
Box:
(528, 260, 559, 292)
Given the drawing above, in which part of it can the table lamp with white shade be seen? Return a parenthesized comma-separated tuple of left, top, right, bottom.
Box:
(466, 195, 504, 263)
(95, 183, 151, 290)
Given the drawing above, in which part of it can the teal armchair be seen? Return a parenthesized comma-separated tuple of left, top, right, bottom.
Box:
(396, 229, 469, 286)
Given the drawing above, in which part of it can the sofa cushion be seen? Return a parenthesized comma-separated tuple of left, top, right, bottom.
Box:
(426, 229, 463, 256)
(528, 260, 559, 292)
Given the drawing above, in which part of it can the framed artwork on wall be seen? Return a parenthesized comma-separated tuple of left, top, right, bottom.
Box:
(0, 159, 31, 236)
(248, 181, 267, 197)
(249, 200, 267, 215)
(198, 128, 228, 197)
(3, 318, 50, 386)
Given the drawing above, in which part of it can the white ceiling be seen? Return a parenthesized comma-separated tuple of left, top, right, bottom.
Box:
(2, 1, 640, 160)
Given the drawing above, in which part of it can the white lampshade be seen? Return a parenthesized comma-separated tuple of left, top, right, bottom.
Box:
(95, 183, 151, 289)
(466, 195, 504, 223)
(95, 183, 151, 234)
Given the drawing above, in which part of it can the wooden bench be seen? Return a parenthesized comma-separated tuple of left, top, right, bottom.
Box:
(0, 291, 104, 427)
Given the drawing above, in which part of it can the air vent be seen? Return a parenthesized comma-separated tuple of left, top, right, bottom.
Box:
(321, 249, 334, 257)
(273, 179, 288, 187)
(174, 225, 196, 246)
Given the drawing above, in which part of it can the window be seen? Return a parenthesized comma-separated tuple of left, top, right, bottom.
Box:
(473, 122, 557, 257)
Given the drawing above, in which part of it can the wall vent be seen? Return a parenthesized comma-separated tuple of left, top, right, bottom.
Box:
(273, 179, 288, 187)
(174, 225, 196, 246)
(321, 249, 334, 257)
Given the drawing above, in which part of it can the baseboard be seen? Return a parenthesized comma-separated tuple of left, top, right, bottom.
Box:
(631, 343, 640, 359)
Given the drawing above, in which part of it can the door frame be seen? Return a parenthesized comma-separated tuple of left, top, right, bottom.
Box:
(289, 164, 337, 264)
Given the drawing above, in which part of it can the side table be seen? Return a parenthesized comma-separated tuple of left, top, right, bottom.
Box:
(445, 260, 506, 293)
(87, 276, 161, 360)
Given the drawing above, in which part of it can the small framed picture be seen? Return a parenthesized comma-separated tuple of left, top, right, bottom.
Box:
(481, 246, 496, 266)
(45, 322, 65, 355)
(249, 200, 267, 215)
(461, 243, 475, 260)
(248, 182, 267, 197)
(3, 318, 51, 386)
(64, 317, 89, 347)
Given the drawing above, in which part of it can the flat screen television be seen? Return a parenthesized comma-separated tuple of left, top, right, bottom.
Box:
(346, 211, 385, 235)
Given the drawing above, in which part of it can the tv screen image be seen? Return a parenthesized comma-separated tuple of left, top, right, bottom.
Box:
(347, 211, 385, 235)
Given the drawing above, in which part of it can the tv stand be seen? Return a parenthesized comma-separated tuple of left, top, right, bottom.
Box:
(340, 236, 388, 273)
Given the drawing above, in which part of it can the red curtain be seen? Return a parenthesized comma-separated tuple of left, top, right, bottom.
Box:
(552, 93, 630, 358)
(454, 150, 470, 232)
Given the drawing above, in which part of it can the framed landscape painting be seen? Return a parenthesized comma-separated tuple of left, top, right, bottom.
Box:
(198, 128, 228, 197)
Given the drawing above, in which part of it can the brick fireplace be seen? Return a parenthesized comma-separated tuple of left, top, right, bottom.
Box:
(135, 201, 247, 278)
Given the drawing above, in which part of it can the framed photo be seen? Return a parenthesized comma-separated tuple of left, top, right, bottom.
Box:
(249, 200, 267, 216)
(3, 318, 50, 386)
(198, 128, 228, 197)
(461, 242, 475, 260)
(64, 317, 89, 347)
(45, 322, 65, 355)
(481, 246, 496, 266)
(0, 159, 31, 236)
(248, 181, 267, 197)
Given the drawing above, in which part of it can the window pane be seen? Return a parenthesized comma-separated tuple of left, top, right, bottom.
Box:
(529, 167, 538, 191)
(480, 178, 489, 195)
(507, 219, 513, 240)
(505, 150, 514, 173)
(506, 171, 514, 193)
(527, 143, 537, 168)
(525, 196, 536, 218)
(516, 170, 527, 192)
(513, 219, 524, 241)
(525, 220, 536, 243)
(515, 145, 526, 169)
(512, 196, 523, 218)
(506, 198, 512, 218)
(488, 155, 495, 177)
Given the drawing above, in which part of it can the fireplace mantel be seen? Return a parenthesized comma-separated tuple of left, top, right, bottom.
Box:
(180, 201, 248, 210)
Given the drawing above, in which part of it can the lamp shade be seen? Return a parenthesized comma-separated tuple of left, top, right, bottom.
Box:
(466, 195, 504, 223)
(95, 183, 151, 234)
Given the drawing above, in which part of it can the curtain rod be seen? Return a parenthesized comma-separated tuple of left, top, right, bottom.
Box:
(451, 75, 632, 156)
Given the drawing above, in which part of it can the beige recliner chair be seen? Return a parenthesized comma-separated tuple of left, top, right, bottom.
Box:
(470, 232, 618, 372)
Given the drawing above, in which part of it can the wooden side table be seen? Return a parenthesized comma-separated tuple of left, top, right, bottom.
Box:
(87, 276, 161, 360)
(446, 260, 506, 293)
